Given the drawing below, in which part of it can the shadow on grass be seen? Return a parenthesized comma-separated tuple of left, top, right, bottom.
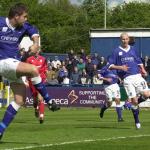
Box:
(75, 125, 131, 129)
(0, 140, 39, 145)
(76, 119, 102, 122)
(76, 119, 118, 123)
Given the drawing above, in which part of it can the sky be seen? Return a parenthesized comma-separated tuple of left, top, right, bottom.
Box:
(70, 0, 83, 5)
(70, 0, 149, 8)
(108, 0, 149, 8)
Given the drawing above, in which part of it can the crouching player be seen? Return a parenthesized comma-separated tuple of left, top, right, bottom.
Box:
(98, 65, 124, 122)
(26, 48, 48, 123)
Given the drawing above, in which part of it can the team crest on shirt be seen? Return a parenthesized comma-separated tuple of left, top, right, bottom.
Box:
(2, 27, 8, 32)
(119, 52, 123, 56)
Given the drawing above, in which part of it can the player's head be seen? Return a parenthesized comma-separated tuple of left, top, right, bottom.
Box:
(120, 32, 130, 48)
(29, 45, 41, 57)
(19, 47, 26, 56)
(8, 3, 28, 27)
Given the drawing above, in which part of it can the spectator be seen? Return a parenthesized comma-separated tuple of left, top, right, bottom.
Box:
(72, 55, 79, 67)
(46, 57, 51, 67)
(142, 55, 150, 73)
(46, 65, 57, 82)
(61, 60, 66, 67)
(97, 56, 107, 70)
(93, 64, 98, 77)
(70, 66, 80, 85)
(85, 57, 94, 81)
(92, 52, 101, 66)
(62, 73, 70, 85)
(19, 47, 26, 59)
(64, 57, 70, 66)
(47, 74, 59, 85)
(66, 60, 73, 79)
(68, 49, 74, 61)
(77, 58, 86, 75)
(54, 63, 61, 80)
(79, 48, 86, 62)
(51, 56, 61, 69)
(93, 72, 103, 85)
(57, 65, 68, 84)
(19, 47, 29, 62)
(142, 55, 150, 85)
(79, 69, 91, 85)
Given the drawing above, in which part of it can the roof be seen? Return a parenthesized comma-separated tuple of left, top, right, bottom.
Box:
(89, 28, 150, 38)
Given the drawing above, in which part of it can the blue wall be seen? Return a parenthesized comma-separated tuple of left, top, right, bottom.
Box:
(41, 53, 68, 61)
(90, 37, 150, 58)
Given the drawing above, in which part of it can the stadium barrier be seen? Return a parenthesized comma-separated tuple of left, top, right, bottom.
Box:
(25, 84, 150, 108)
(25, 85, 107, 107)
(1, 84, 150, 108)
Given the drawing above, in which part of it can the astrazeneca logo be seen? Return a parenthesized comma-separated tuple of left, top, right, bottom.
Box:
(68, 90, 78, 104)
(0, 36, 18, 42)
(51, 98, 68, 105)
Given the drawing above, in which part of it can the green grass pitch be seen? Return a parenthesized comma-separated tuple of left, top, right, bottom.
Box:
(0, 107, 150, 150)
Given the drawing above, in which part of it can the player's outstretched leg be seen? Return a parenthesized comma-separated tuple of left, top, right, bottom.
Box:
(31, 76, 60, 111)
(33, 98, 39, 118)
(100, 101, 111, 118)
(123, 100, 132, 110)
(0, 132, 3, 141)
(100, 105, 108, 118)
(131, 106, 141, 129)
(138, 95, 146, 104)
(0, 101, 21, 140)
(32, 90, 39, 118)
(35, 106, 39, 118)
(39, 101, 45, 124)
(48, 100, 60, 112)
(116, 105, 124, 122)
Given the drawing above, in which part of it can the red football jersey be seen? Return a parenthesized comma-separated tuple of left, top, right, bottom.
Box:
(26, 55, 48, 82)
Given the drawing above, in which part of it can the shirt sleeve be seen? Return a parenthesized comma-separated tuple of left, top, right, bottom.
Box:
(107, 51, 117, 68)
(24, 22, 39, 38)
(133, 49, 143, 65)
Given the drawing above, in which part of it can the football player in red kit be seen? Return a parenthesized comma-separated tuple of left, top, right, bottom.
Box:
(26, 47, 48, 123)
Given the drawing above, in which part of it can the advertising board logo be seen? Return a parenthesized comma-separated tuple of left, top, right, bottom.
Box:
(68, 90, 78, 104)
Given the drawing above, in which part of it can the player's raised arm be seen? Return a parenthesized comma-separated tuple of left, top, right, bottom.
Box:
(28, 34, 40, 55)
(109, 64, 129, 72)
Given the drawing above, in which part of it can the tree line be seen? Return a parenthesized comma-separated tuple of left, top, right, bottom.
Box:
(1, 0, 150, 54)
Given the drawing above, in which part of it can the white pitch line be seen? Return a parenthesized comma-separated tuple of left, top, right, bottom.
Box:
(4, 134, 150, 150)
